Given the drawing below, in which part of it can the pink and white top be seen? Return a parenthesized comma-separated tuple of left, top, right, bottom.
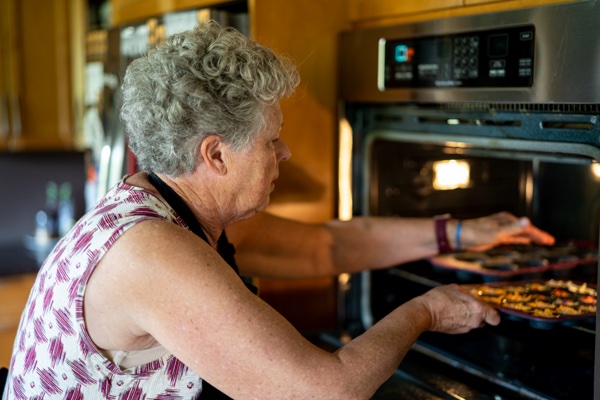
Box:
(3, 177, 204, 399)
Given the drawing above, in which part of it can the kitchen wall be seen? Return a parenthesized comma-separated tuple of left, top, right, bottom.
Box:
(0, 151, 86, 244)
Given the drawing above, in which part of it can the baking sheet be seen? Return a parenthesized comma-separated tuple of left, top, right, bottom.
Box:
(464, 279, 597, 329)
(429, 241, 597, 282)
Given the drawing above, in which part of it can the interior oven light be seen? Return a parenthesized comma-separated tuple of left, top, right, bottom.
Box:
(338, 117, 353, 220)
(591, 162, 600, 180)
(433, 159, 470, 190)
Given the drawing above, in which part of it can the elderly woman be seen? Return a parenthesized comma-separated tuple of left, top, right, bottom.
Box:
(3, 22, 554, 399)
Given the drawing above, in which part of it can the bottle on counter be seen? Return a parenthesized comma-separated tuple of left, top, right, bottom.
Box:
(58, 182, 75, 237)
(33, 181, 59, 248)
(34, 210, 51, 245)
(44, 181, 59, 238)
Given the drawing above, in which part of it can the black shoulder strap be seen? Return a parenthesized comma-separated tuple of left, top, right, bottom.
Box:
(148, 172, 211, 243)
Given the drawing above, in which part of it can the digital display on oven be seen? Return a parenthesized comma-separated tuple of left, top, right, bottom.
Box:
(379, 25, 534, 89)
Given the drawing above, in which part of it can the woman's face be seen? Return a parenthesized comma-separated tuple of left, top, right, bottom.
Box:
(229, 102, 290, 217)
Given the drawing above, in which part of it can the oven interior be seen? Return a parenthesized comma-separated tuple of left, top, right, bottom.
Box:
(338, 104, 600, 399)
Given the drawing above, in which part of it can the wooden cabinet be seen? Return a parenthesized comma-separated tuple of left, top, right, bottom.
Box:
(112, 0, 230, 24)
(248, 0, 345, 330)
(0, 0, 85, 151)
(347, 0, 463, 23)
(0, 0, 19, 149)
(346, 0, 578, 28)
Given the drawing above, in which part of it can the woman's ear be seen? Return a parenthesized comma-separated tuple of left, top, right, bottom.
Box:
(199, 135, 228, 175)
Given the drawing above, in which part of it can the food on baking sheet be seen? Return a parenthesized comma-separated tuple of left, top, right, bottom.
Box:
(546, 279, 597, 295)
(581, 295, 597, 305)
(455, 252, 488, 263)
(470, 286, 505, 297)
(466, 279, 597, 321)
(516, 255, 549, 267)
(484, 295, 504, 305)
(481, 256, 518, 271)
(552, 288, 571, 298)
(554, 298, 579, 307)
(569, 282, 596, 296)
(555, 305, 582, 315)
(504, 292, 534, 303)
(579, 304, 597, 313)
(532, 308, 555, 318)
(430, 241, 598, 281)
(503, 285, 528, 293)
(528, 282, 549, 292)
(528, 300, 555, 309)
(504, 302, 532, 313)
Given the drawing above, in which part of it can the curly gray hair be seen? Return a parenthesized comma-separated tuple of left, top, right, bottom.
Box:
(120, 21, 300, 177)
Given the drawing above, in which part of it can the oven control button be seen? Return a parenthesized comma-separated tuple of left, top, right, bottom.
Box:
(490, 60, 506, 69)
(519, 58, 533, 67)
(520, 31, 534, 41)
(519, 68, 532, 77)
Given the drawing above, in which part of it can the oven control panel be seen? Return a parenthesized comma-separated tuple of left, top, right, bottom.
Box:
(379, 25, 534, 90)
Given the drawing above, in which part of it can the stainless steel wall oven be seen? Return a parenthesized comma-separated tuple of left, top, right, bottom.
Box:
(334, 2, 600, 398)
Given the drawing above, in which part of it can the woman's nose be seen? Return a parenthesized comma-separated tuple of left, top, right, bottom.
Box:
(278, 139, 291, 162)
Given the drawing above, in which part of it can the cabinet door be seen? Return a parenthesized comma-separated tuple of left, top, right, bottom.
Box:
(252, 0, 344, 223)
(347, 0, 576, 27)
(112, 0, 232, 25)
(251, 0, 345, 331)
(0, 0, 20, 149)
(347, 0, 463, 24)
(0, 11, 8, 146)
(0, 0, 82, 151)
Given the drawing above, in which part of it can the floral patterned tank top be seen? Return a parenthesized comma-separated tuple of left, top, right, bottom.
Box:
(3, 177, 204, 399)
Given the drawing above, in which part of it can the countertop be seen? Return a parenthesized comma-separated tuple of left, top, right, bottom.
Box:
(0, 240, 40, 366)
(0, 273, 37, 367)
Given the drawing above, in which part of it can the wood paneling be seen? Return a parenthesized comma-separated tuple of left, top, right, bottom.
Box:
(348, 0, 463, 22)
(112, 0, 236, 24)
(250, 0, 345, 223)
(0, 0, 85, 151)
(248, 0, 345, 331)
(346, 0, 577, 28)
(0, 0, 20, 149)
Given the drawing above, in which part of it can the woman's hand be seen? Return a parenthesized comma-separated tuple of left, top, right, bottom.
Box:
(460, 212, 555, 252)
(415, 284, 500, 334)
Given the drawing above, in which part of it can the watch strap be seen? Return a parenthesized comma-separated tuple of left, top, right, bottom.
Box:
(434, 214, 453, 254)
